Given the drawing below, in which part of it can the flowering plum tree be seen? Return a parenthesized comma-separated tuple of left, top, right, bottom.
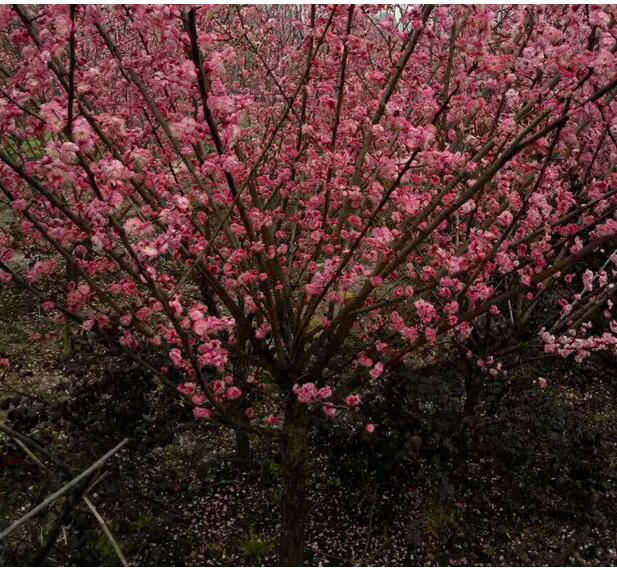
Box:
(1, 4, 617, 563)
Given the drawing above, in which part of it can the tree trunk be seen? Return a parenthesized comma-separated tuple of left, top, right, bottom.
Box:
(278, 399, 309, 566)
(235, 428, 251, 464)
(462, 373, 482, 458)
(63, 262, 74, 358)
(463, 373, 482, 417)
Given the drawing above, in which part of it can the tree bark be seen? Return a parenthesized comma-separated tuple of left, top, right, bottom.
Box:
(461, 372, 483, 458)
(234, 428, 251, 464)
(63, 261, 74, 358)
(278, 399, 309, 566)
(463, 373, 482, 417)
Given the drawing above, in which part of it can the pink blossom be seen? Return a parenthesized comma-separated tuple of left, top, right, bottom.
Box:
(582, 270, 594, 293)
(345, 394, 362, 408)
(266, 415, 281, 426)
(370, 363, 384, 379)
(193, 407, 212, 420)
(178, 382, 196, 396)
(194, 316, 235, 337)
(414, 299, 438, 324)
(317, 387, 332, 400)
(323, 404, 337, 419)
(27, 260, 57, 282)
(135, 307, 153, 322)
(169, 348, 183, 368)
(12, 199, 27, 212)
(226, 386, 242, 400)
(365, 423, 376, 434)
(497, 210, 513, 227)
(425, 328, 438, 343)
(192, 394, 206, 406)
(293, 382, 317, 404)
(119, 331, 138, 351)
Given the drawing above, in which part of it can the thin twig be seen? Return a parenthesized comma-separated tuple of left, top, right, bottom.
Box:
(0, 422, 72, 475)
(83, 496, 129, 566)
(84, 471, 109, 496)
(14, 438, 46, 470)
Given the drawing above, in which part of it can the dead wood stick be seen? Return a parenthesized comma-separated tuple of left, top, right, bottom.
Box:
(83, 496, 129, 566)
(0, 438, 128, 541)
